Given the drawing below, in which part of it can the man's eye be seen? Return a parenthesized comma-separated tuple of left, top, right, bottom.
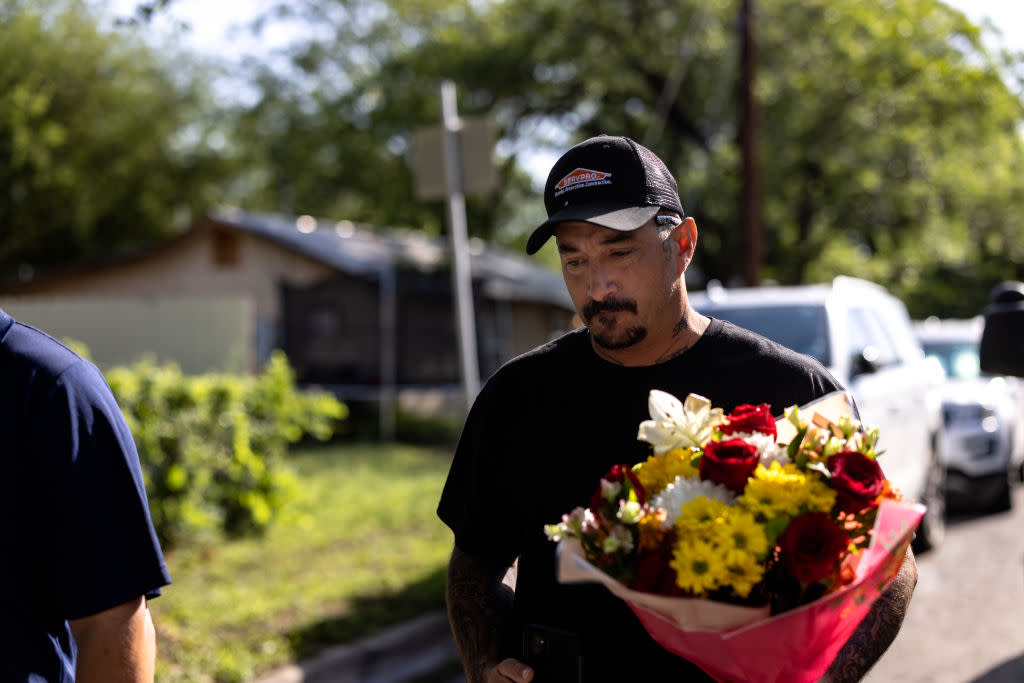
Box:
(611, 250, 632, 258)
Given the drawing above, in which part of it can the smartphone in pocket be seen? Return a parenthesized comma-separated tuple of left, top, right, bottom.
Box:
(521, 623, 583, 683)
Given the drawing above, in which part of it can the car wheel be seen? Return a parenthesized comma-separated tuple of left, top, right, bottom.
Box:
(1008, 434, 1024, 482)
(991, 472, 1013, 513)
(912, 455, 946, 554)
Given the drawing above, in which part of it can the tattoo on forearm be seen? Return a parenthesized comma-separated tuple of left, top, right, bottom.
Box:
(825, 549, 917, 682)
(446, 547, 514, 683)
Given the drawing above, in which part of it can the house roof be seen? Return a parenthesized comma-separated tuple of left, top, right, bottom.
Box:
(206, 209, 573, 309)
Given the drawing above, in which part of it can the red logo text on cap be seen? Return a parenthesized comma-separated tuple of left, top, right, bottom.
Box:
(553, 168, 612, 198)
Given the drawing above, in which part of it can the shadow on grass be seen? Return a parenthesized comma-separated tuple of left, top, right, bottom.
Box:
(286, 565, 448, 661)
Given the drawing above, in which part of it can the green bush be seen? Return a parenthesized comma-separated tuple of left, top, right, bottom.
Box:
(106, 351, 347, 548)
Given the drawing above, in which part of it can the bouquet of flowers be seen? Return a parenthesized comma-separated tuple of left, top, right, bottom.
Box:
(544, 390, 923, 683)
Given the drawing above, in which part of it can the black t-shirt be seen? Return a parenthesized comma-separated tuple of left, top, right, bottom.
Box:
(438, 318, 845, 681)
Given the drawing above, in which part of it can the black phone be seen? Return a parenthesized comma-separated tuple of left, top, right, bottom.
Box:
(521, 623, 583, 683)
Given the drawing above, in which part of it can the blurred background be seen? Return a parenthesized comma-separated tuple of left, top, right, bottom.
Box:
(2, 0, 1023, 681)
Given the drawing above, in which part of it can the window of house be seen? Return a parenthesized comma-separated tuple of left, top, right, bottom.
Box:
(211, 230, 240, 267)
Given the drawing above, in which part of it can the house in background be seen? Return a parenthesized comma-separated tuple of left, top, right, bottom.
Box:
(0, 209, 575, 414)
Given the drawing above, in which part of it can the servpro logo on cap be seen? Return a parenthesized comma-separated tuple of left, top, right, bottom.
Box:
(552, 167, 612, 198)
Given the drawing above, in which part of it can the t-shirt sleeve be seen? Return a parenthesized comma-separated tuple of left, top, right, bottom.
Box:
(437, 374, 524, 567)
(39, 361, 171, 620)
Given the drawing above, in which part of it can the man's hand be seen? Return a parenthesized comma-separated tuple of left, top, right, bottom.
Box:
(485, 657, 535, 682)
(69, 596, 156, 683)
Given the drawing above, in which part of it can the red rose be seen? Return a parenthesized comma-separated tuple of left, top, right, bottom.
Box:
(720, 403, 776, 438)
(827, 450, 885, 514)
(778, 512, 850, 584)
(699, 438, 760, 494)
(631, 545, 682, 596)
(589, 464, 646, 512)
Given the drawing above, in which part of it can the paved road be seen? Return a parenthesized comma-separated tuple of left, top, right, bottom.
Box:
(863, 483, 1024, 683)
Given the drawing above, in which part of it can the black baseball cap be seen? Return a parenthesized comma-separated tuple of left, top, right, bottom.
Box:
(526, 135, 685, 254)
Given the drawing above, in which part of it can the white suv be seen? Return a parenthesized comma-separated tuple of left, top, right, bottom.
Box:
(914, 317, 1024, 512)
(690, 276, 947, 552)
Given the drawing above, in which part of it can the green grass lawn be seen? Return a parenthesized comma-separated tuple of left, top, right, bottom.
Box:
(151, 442, 455, 683)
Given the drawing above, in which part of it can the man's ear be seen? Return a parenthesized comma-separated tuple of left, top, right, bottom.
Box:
(676, 217, 698, 272)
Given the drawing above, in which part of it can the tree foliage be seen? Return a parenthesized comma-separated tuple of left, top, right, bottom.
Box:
(0, 0, 234, 281)
(243, 0, 1024, 316)
(4, 0, 1024, 318)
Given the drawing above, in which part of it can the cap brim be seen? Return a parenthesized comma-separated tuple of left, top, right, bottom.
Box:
(525, 204, 661, 255)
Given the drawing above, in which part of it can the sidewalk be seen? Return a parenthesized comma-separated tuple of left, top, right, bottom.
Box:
(251, 610, 462, 683)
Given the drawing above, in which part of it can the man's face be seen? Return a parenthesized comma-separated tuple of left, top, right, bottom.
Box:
(554, 219, 682, 352)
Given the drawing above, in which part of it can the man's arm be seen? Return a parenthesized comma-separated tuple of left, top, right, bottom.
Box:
(820, 546, 918, 683)
(447, 545, 534, 683)
(69, 596, 157, 683)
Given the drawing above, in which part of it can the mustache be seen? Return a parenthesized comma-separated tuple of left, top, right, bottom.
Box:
(582, 297, 638, 322)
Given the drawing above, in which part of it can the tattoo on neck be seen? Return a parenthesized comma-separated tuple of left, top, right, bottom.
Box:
(672, 303, 693, 339)
(650, 309, 694, 363)
(672, 315, 690, 338)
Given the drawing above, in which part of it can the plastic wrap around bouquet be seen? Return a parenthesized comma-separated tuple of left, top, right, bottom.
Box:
(545, 389, 924, 683)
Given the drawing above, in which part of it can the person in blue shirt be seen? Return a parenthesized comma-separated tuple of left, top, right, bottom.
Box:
(0, 307, 171, 682)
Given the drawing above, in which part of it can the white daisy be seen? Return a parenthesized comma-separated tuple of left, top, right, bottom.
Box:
(650, 475, 737, 526)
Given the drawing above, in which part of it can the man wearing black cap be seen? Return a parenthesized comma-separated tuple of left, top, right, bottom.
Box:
(438, 136, 917, 682)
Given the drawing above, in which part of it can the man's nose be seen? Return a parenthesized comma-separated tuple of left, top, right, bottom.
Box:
(588, 264, 618, 301)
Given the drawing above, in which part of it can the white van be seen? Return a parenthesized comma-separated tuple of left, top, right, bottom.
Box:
(690, 276, 947, 552)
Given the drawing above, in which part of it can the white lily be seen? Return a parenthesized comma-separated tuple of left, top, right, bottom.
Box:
(637, 390, 725, 455)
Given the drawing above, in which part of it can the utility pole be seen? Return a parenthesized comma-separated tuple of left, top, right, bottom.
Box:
(440, 81, 481, 408)
(739, 0, 762, 286)
(411, 84, 496, 411)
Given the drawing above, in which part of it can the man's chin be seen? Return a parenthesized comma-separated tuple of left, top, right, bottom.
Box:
(590, 326, 647, 351)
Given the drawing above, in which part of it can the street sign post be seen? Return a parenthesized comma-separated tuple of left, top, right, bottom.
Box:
(410, 82, 497, 409)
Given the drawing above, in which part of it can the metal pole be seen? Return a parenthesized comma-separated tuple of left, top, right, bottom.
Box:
(378, 261, 397, 440)
(739, 0, 762, 286)
(440, 80, 481, 407)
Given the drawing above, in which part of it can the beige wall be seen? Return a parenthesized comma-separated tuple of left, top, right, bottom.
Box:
(0, 295, 254, 374)
(9, 228, 335, 323)
(2, 228, 342, 372)
(3, 224, 576, 383)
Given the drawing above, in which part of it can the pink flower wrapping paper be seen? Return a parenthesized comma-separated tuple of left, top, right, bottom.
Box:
(557, 499, 923, 683)
(551, 389, 924, 682)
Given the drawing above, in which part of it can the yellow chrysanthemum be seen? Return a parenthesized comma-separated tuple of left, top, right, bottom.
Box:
(723, 553, 766, 598)
(739, 462, 836, 519)
(635, 448, 699, 495)
(675, 496, 731, 533)
(714, 508, 769, 564)
(671, 537, 726, 595)
(672, 503, 769, 598)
